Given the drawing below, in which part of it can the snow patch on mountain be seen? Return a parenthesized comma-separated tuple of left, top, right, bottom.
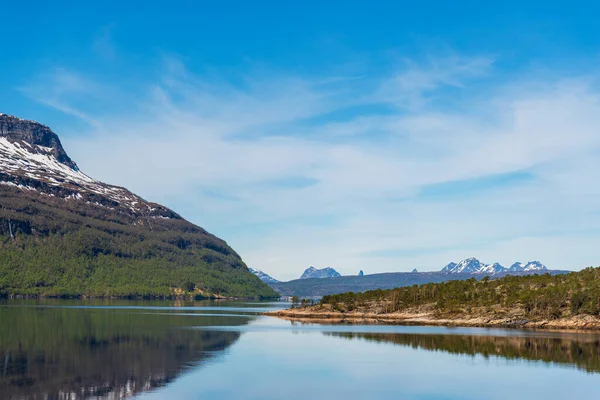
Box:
(249, 268, 279, 284)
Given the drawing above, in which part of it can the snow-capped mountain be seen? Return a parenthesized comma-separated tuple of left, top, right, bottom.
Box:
(479, 262, 507, 274)
(509, 261, 548, 272)
(300, 266, 341, 279)
(442, 258, 548, 275)
(442, 258, 488, 274)
(0, 113, 177, 220)
(0, 112, 278, 298)
(249, 268, 280, 284)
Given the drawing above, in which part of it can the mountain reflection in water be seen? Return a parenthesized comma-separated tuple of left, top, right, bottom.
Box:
(324, 331, 600, 374)
(0, 301, 246, 400)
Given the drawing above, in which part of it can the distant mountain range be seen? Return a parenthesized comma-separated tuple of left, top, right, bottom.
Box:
(442, 258, 547, 275)
(248, 257, 560, 297)
(300, 266, 341, 279)
(252, 258, 550, 285)
(269, 269, 568, 298)
(260, 257, 563, 297)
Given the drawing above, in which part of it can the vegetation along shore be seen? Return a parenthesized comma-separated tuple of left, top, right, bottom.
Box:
(266, 267, 600, 331)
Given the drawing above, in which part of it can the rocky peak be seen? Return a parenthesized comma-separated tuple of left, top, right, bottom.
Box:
(300, 266, 341, 279)
(0, 113, 78, 170)
(1, 112, 179, 222)
(511, 261, 548, 272)
(509, 262, 523, 271)
(441, 262, 457, 272)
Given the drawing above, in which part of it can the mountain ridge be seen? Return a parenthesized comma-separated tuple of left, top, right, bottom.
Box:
(441, 258, 547, 275)
(269, 269, 568, 298)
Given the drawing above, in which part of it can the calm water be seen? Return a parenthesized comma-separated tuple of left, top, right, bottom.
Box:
(1, 300, 600, 399)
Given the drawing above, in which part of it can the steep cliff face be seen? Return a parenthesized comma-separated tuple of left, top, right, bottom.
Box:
(0, 113, 278, 298)
(0, 113, 78, 169)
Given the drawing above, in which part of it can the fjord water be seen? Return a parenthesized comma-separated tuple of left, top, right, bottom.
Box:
(1, 301, 600, 400)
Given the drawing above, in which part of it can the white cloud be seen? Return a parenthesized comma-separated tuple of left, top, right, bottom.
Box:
(21, 55, 600, 280)
(374, 54, 494, 109)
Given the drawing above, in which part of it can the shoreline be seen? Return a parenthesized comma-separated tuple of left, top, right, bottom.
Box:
(0, 294, 279, 301)
(265, 308, 600, 332)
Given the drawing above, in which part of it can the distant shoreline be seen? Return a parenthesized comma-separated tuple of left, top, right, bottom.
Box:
(1, 294, 279, 301)
(265, 308, 600, 331)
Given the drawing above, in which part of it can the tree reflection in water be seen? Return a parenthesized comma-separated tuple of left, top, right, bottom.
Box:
(325, 331, 600, 374)
(0, 303, 246, 399)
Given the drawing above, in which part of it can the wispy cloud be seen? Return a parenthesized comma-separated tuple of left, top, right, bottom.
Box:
(374, 54, 494, 110)
(19, 68, 111, 127)
(20, 54, 600, 280)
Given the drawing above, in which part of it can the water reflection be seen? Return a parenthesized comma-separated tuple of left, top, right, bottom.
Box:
(0, 302, 247, 400)
(325, 331, 600, 374)
(4, 300, 600, 400)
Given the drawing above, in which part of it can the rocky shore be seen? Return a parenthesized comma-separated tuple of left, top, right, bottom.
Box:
(265, 306, 600, 331)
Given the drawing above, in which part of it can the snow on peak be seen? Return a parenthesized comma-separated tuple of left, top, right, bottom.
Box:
(0, 113, 179, 219)
(479, 262, 507, 274)
(0, 136, 95, 183)
(511, 261, 548, 272)
(300, 266, 341, 279)
(443, 258, 547, 274)
(249, 268, 280, 284)
(442, 257, 506, 274)
(443, 257, 486, 273)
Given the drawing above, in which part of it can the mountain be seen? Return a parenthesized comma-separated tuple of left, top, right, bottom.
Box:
(442, 258, 487, 274)
(442, 258, 547, 275)
(0, 113, 278, 299)
(479, 262, 507, 274)
(249, 268, 280, 284)
(300, 266, 341, 279)
(509, 261, 548, 272)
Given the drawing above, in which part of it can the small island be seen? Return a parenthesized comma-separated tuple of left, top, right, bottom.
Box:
(266, 267, 600, 331)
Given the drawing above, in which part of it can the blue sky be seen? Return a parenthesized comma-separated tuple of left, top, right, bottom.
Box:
(3, 1, 600, 279)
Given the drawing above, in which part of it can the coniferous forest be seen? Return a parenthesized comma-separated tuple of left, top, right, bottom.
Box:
(0, 185, 278, 299)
